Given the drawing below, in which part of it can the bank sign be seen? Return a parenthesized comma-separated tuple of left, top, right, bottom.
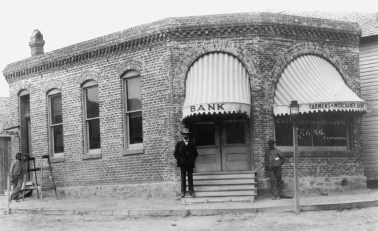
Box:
(182, 103, 251, 118)
(309, 102, 366, 110)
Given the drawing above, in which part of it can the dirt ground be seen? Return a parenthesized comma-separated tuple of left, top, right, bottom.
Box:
(1, 206, 377, 231)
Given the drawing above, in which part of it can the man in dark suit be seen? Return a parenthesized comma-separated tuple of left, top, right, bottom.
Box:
(174, 128, 198, 198)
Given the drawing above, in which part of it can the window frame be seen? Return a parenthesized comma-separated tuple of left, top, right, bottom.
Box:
(274, 115, 354, 152)
(122, 70, 144, 155)
(18, 89, 31, 155)
(47, 89, 64, 160)
(82, 80, 101, 158)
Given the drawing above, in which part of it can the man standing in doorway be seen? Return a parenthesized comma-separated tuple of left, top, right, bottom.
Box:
(265, 139, 286, 200)
(174, 128, 198, 198)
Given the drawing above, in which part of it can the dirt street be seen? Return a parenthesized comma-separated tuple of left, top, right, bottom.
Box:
(1, 206, 377, 231)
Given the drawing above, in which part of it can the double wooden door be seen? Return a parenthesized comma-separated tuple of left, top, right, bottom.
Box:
(191, 118, 251, 172)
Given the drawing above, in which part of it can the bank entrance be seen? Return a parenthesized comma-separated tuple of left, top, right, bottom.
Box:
(187, 115, 251, 172)
(182, 52, 252, 173)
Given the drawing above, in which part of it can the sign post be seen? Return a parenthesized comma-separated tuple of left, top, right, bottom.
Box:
(290, 100, 300, 215)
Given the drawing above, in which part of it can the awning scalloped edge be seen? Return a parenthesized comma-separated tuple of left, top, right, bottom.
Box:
(274, 108, 366, 117)
(183, 110, 249, 119)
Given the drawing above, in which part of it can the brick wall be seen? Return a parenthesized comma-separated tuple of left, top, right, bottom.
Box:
(2, 13, 365, 190)
(0, 97, 11, 137)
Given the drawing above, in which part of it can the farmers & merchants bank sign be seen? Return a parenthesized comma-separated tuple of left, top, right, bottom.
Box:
(309, 102, 366, 110)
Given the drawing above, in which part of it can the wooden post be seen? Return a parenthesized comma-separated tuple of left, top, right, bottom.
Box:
(293, 122, 300, 214)
(7, 173, 10, 215)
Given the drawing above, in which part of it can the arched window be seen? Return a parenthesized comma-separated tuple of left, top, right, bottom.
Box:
(47, 89, 64, 157)
(122, 70, 143, 154)
(82, 80, 101, 156)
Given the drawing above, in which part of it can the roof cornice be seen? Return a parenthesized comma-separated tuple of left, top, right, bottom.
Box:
(3, 12, 361, 81)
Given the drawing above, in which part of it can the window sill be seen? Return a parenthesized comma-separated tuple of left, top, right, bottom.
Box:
(82, 153, 102, 160)
(51, 156, 65, 163)
(281, 150, 355, 158)
(123, 148, 144, 156)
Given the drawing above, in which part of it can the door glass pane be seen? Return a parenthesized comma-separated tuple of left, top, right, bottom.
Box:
(129, 111, 143, 144)
(192, 122, 216, 146)
(87, 119, 101, 149)
(225, 120, 245, 144)
(51, 94, 62, 124)
(86, 86, 99, 119)
(52, 125, 64, 153)
(126, 78, 142, 111)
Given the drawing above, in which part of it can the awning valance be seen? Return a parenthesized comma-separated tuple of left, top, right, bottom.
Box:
(182, 53, 251, 119)
(274, 55, 366, 116)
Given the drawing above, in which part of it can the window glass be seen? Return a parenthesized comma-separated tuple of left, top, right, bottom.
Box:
(86, 86, 99, 119)
(48, 92, 64, 155)
(129, 111, 143, 144)
(20, 94, 30, 118)
(123, 71, 143, 148)
(51, 95, 62, 124)
(126, 78, 142, 111)
(88, 118, 101, 149)
(52, 124, 64, 153)
(275, 115, 348, 147)
(83, 82, 101, 152)
(312, 119, 346, 146)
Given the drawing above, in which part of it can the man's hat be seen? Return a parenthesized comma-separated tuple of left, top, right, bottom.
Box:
(268, 139, 276, 144)
(181, 128, 191, 134)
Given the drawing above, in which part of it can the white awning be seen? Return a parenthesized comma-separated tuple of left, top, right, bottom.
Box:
(274, 55, 366, 116)
(183, 53, 251, 119)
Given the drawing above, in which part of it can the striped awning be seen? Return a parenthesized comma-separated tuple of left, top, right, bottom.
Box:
(182, 53, 251, 119)
(274, 55, 366, 116)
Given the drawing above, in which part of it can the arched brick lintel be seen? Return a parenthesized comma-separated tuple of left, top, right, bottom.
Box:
(269, 42, 357, 104)
(115, 59, 144, 77)
(43, 80, 63, 94)
(16, 80, 31, 96)
(76, 69, 102, 86)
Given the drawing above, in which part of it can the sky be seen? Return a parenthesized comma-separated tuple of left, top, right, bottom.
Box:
(0, 0, 376, 97)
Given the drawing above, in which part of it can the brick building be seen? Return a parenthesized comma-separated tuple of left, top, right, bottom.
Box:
(281, 11, 378, 189)
(0, 97, 12, 194)
(2, 13, 368, 200)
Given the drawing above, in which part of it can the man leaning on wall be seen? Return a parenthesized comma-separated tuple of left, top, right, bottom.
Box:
(265, 140, 286, 200)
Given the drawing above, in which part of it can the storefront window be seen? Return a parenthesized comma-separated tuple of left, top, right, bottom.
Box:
(275, 114, 349, 147)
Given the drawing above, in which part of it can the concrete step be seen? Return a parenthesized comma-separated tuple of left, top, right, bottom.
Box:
(193, 171, 256, 175)
(182, 196, 255, 204)
(193, 179, 256, 185)
(195, 190, 256, 197)
(194, 184, 256, 192)
(189, 173, 256, 180)
(182, 171, 257, 205)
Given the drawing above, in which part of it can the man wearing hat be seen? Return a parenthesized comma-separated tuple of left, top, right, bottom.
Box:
(264, 140, 286, 200)
(174, 127, 198, 197)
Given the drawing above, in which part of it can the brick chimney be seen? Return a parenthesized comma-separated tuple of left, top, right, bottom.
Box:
(29, 29, 45, 56)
